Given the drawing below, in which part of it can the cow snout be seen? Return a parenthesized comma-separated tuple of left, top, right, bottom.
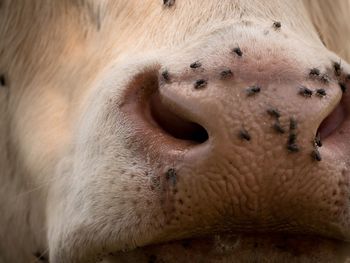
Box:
(118, 27, 350, 242)
(49, 23, 350, 263)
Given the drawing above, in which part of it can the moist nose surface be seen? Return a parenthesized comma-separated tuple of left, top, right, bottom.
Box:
(127, 24, 350, 243)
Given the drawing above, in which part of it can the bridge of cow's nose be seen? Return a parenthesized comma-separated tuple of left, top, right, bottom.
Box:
(118, 29, 350, 245)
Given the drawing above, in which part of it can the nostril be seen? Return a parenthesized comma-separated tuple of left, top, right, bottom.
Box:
(317, 100, 346, 142)
(122, 69, 209, 148)
(150, 91, 209, 144)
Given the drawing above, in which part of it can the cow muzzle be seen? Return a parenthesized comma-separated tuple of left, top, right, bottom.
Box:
(49, 22, 350, 263)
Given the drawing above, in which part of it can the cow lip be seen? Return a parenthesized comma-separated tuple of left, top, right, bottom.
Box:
(104, 233, 350, 262)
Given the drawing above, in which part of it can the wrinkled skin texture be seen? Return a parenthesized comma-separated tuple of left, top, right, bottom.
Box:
(2, 0, 350, 262)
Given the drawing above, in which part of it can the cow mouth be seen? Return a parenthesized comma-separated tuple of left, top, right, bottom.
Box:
(102, 233, 350, 263)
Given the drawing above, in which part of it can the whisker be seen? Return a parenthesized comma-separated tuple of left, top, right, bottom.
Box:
(11, 176, 61, 203)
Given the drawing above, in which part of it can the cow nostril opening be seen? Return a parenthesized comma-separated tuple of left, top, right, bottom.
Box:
(150, 92, 208, 144)
(317, 100, 346, 142)
(123, 69, 209, 145)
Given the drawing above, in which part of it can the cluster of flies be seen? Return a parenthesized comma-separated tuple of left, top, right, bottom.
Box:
(160, 20, 350, 162)
(241, 59, 348, 162)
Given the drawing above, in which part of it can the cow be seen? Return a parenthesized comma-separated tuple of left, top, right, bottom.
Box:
(1, 0, 350, 262)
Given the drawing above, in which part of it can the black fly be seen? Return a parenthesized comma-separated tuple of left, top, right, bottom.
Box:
(316, 88, 326, 97)
(320, 74, 330, 84)
(273, 21, 281, 29)
(163, 0, 175, 7)
(194, 79, 207, 89)
(287, 118, 299, 153)
(232, 47, 243, 57)
(314, 132, 322, 147)
(273, 121, 285, 134)
(334, 61, 342, 76)
(190, 61, 202, 69)
(220, 69, 233, 79)
(267, 108, 281, 119)
(162, 70, 170, 82)
(299, 86, 313, 97)
(246, 85, 261, 96)
(309, 68, 320, 77)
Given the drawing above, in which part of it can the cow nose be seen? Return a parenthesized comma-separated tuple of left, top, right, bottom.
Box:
(120, 38, 350, 247)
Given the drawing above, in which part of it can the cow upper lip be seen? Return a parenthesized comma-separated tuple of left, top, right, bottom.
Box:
(104, 233, 350, 263)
